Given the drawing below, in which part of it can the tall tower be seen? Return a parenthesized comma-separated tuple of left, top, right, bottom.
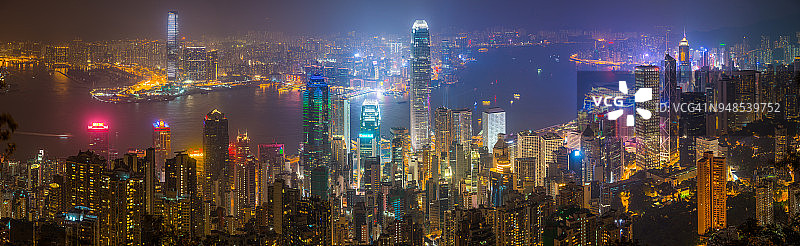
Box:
(482, 107, 506, 153)
(203, 109, 229, 206)
(634, 66, 661, 170)
(359, 99, 380, 159)
(330, 96, 350, 170)
(410, 20, 432, 151)
(451, 108, 473, 149)
(697, 152, 726, 235)
(678, 35, 692, 91)
(662, 55, 679, 166)
(390, 127, 410, 188)
(302, 75, 331, 198)
(434, 107, 453, 155)
(302, 75, 331, 167)
(166, 11, 179, 82)
(153, 120, 171, 182)
(87, 122, 109, 163)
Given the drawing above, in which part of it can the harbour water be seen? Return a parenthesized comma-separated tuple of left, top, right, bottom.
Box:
(0, 45, 578, 159)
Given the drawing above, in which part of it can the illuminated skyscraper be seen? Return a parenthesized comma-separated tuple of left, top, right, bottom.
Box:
(755, 180, 774, 226)
(164, 153, 203, 238)
(390, 127, 410, 188)
(258, 143, 285, 185)
(634, 65, 661, 169)
(482, 107, 506, 153)
(203, 109, 229, 207)
(359, 99, 380, 159)
(65, 151, 105, 212)
(729, 70, 760, 131)
(492, 134, 511, 174)
(233, 131, 255, 210)
(153, 120, 171, 182)
(434, 107, 453, 155)
(184, 46, 207, 81)
(330, 96, 350, 171)
(87, 122, 109, 162)
(697, 152, 726, 235)
(662, 55, 679, 166)
(166, 11, 179, 82)
(302, 75, 331, 198)
(678, 35, 692, 91)
(410, 20, 432, 150)
(451, 108, 473, 149)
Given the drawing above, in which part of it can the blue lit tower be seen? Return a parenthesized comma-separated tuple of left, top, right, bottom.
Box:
(410, 20, 431, 150)
(359, 99, 381, 159)
(166, 11, 179, 82)
(302, 75, 331, 198)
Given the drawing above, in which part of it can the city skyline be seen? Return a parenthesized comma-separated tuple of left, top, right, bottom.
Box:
(1, 3, 800, 246)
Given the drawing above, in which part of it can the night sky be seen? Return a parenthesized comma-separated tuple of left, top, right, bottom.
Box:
(1, 0, 799, 41)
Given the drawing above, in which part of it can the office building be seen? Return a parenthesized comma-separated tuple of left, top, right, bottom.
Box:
(452, 108, 472, 149)
(184, 46, 208, 81)
(303, 75, 331, 198)
(678, 35, 692, 91)
(203, 109, 229, 207)
(390, 127, 410, 188)
(87, 122, 109, 163)
(434, 107, 453, 155)
(410, 20, 432, 150)
(166, 11, 179, 82)
(153, 120, 171, 182)
(482, 107, 506, 153)
(359, 99, 380, 159)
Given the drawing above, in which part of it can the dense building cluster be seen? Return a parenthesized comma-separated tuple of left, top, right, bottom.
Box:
(3, 8, 800, 246)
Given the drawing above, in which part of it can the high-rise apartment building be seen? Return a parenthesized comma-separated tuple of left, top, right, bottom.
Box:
(697, 152, 726, 235)
(634, 66, 661, 169)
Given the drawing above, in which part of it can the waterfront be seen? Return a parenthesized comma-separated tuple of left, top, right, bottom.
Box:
(0, 45, 577, 159)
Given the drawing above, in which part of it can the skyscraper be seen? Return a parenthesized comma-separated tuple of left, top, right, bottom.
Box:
(87, 122, 109, 163)
(634, 66, 661, 169)
(451, 108, 473, 149)
(258, 143, 285, 185)
(203, 109, 229, 207)
(390, 127, 410, 188)
(184, 46, 207, 81)
(410, 20, 432, 150)
(166, 11, 179, 82)
(697, 152, 726, 235)
(434, 107, 453, 155)
(65, 151, 105, 212)
(359, 99, 380, 159)
(482, 107, 506, 153)
(678, 35, 692, 91)
(330, 96, 350, 169)
(153, 120, 171, 182)
(662, 55, 679, 166)
(302, 75, 331, 198)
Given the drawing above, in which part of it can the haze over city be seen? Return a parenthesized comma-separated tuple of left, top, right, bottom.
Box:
(0, 0, 799, 245)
